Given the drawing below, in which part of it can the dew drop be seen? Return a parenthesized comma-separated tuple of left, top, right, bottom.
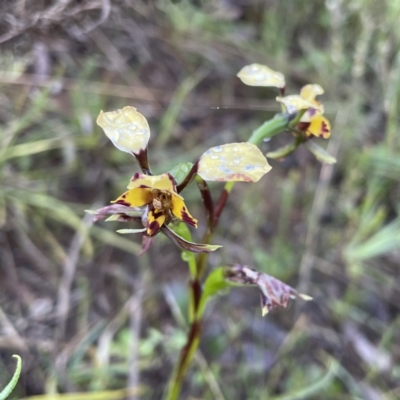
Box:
(130, 124, 137, 131)
(233, 146, 239, 152)
(211, 155, 219, 160)
(251, 65, 259, 72)
(233, 157, 241, 164)
(212, 146, 223, 153)
(255, 73, 265, 82)
(136, 128, 147, 135)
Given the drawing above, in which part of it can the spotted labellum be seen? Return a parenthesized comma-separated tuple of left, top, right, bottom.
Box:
(89, 106, 272, 254)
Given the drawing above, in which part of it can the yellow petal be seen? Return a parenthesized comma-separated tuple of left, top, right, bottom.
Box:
(147, 210, 166, 236)
(300, 84, 324, 102)
(305, 115, 331, 139)
(198, 143, 271, 182)
(237, 64, 285, 88)
(276, 95, 315, 114)
(111, 187, 153, 207)
(127, 172, 176, 193)
(97, 106, 150, 154)
(171, 194, 198, 228)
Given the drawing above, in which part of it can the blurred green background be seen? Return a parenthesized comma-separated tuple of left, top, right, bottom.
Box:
(0, 0, 399, 399)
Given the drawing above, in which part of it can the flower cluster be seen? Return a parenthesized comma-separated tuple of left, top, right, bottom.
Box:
(89, 106, 272, 253)
(237, 63, 335, 163)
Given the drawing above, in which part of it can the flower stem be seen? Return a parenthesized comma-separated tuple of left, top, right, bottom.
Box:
(165, 113, 290, 400)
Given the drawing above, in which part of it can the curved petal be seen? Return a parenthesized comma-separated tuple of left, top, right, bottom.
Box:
(306, 115, 331, 139)
(300, 84, 324, 102)
(97, 106, 150, 154)
(161, 225, 222, 253)
(147, 210, 166, 236)
(111, 187, 153, 207)
(237, 64, 285, 88)
(127, 172, 177, 193)
(171, 194, 198, 228)
(198, 143, 271, 182)
(276, 95, 315, 114)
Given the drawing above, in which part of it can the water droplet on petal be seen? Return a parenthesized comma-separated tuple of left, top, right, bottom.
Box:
(211, 155, 219, 160)
(251, 65, 259, 71)
(212, 146, 223, 153)
(255, 73, 265, 82)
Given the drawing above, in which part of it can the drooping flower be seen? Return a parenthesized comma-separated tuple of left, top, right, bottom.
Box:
(90, 106, 272, 253)
(225, 264, 312, 315)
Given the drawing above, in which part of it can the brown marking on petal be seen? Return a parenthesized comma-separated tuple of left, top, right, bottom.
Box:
(166, 172, 178, 191)
(321, 121, 329, 133)
(121, 194, 126, 199)
(181, 207, 197, 227)
(147, 220, 160, 236)
(131, 172, 141, 182)
(115, 200, 131, 207)
(215, 173, 253, 182)
(297, 122, 310, 132)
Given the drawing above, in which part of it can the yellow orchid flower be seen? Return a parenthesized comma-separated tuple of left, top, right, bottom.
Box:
(277, 84, 331, 139)
(113, 172, 197, 236)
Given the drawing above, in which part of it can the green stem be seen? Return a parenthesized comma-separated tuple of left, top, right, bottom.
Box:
(164, 113, 290, 400)
(0, 355, 22, 400)
(248, 113, 290, 145)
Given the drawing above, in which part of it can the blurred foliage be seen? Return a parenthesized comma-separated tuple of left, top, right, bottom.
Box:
(0, 0, 399, 399)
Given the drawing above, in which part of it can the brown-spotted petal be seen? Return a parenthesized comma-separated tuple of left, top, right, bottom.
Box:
(305, 115, 331, 139)
(161, 225, 222, 253)
(112, 187, 153, 208)
(97, 106, 150, 154)
(237, 64, 285, 89)
(197, 143, 271, 182)
(171, 194, 198, 228)
(127, 172, 177, 193)
(147, 210, 166, 236)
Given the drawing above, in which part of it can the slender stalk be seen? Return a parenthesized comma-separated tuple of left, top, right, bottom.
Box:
(164, 113, 290, 400)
